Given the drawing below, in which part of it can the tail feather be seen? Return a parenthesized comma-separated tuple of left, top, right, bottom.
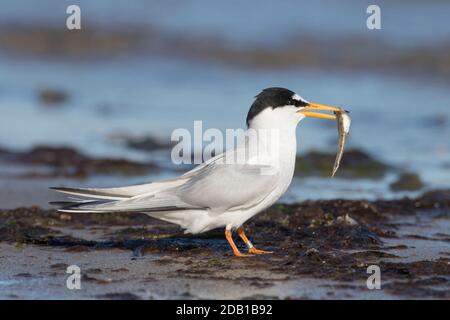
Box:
(50, 178, 189, 201)
(50, 187, 130, 200)
(50, 178, 200, 214)
(50, 190, 204, 214)
(50, 199, 114, 212)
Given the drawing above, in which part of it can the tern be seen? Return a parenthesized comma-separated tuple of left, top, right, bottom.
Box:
(51, 88, 342, 257)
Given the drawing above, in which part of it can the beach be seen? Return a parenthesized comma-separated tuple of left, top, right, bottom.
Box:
(0, 0, 449, 299)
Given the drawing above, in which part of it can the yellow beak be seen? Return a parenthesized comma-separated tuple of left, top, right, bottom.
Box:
(297, 102, 342, 120)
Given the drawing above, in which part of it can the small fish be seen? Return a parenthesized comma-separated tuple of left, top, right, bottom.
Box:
(332, 108, 351, 177)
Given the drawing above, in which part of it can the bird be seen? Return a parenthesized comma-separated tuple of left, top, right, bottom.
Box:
(51, 87, 342, 257)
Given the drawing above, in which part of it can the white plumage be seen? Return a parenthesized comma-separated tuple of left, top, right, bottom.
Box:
(52, 88, 342, 256)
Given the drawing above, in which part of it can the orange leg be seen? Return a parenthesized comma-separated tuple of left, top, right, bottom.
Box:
(225, 228, 250, 257)
(237, 226, 273, 254)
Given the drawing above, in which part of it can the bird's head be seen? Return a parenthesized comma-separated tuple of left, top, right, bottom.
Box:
(246, 87, 342, 129)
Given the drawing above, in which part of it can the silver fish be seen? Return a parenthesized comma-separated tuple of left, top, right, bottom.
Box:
(332, 109, 351, 177)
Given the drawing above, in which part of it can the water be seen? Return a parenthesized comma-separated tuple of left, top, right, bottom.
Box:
(0, 0, 449, 202)
(2, 0, 450, 48)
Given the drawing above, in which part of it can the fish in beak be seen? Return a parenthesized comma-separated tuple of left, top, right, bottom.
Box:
(297, 102, 352, 177)
(332, 110, 351, 177)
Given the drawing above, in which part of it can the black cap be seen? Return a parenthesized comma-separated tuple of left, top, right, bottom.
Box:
(246, 87, 308, 126)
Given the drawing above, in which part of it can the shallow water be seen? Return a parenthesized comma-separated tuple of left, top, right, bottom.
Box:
(0, 1, 449, 202)
(0, 53, 449, 201)
(2, 0, 450, 48)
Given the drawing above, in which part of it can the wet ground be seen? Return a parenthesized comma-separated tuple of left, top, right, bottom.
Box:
(0, 190, 448, 299)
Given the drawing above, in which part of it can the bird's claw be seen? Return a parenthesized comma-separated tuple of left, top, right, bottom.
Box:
(248, 247, 273, 255)
(233, 252, 252, 257)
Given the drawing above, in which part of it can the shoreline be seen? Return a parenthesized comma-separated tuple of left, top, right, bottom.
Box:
(1, 189, 448, 299)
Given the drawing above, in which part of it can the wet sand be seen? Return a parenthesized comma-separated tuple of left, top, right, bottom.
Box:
(0, 190, 448, 299)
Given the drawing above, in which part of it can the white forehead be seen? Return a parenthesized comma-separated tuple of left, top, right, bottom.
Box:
(292, 93, 308, 103)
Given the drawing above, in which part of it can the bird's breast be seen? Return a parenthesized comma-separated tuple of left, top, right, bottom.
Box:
(262, 130, 298, 198)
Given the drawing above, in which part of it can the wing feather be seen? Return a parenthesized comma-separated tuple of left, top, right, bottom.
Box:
(52, 136, 279, 214)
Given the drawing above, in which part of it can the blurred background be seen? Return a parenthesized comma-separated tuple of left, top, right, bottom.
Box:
(0, 0, 449, 206)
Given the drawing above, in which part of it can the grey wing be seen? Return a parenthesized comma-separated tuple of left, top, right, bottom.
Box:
(56, 190, 206, 213)
(176, 162, 280, 211)
(54, 137, 279, 213)
(59, 163, 279, 213)
(52, 136, 250, 201)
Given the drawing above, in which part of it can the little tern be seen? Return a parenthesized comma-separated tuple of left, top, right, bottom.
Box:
(51, 87, 343, 257)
